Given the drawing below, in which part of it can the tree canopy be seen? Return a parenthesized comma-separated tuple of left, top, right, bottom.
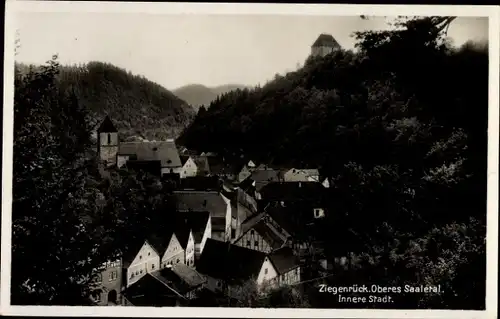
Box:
(179, 16, 488, 309)
(15, 60, 195, 142)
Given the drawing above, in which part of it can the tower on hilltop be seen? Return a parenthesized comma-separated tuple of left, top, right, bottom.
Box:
(310, 33, 341, 58)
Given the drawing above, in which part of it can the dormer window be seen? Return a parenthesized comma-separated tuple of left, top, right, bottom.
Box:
(314, 208, 325, 219)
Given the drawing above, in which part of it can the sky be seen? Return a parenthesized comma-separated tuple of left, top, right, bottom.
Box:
(15, 13, 488, 90)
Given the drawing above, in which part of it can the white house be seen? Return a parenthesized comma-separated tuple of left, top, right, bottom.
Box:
(256, 247, 301, 292)
(181, 211, 212, 260)
(124, 241, 161, 287)
(161, 229, 195, 268)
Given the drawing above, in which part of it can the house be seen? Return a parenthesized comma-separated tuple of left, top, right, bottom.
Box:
(257, 247, 301, 292)
(205, 156, 237, 179)
(161, 228, 195, 268)
(240, 167, 283, 200)
(90, 259, 123, 306)
(283, 168, 320, 182)
(237, 165, 252, 183)
(233, 212, 291, 253)
(196, 239, 267, 295)
(174, 191, 232, 242)
(179, 155, 211, 179)
(179, 211, 211, 260)
(264, 203, 319, 259)
(196, 239, 300, 299)
(310, 33, 341, 58)
(122, 264, 205, 306)
(122, 236, 166, 287)
(117, 140, 182, 176)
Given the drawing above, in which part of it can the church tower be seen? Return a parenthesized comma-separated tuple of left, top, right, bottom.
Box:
(97, 115, 119, 167)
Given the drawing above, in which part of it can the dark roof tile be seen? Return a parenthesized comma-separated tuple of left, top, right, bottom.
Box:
(118, 141, 182, 168)
(311, 33, 341, 48)
(196, 239, 266, 283)
(268, 247, 300, 275)
(97, 116, 118, 133)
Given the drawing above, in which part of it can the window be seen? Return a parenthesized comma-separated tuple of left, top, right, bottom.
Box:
(176, 258, 180, 264)
(148, 252, 150, 256)
(130, 273, 134, 279)
(254, 241, 258, 247)
(135, 271, 138, 275)
(246, 240, 250, 246)
(264, 268, 268, 275)
(250, 230, 255, 235)
(94, 273, 102, 283)
(231, 229, 236, 239)
(217, 281, 222, 287)
(140, 270, 143, 274)
(95, 292, 101, 302)
(109, 271, 117, 281)
(139, 255, 142, 260)
(107, 133, 111, 144)
(151, 264, 155, 270)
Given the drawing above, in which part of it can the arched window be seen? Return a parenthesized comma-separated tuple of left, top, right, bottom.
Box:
(107, 290, 117, 304)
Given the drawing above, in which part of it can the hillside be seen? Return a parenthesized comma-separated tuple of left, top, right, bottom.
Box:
(15, 61, 196, 141)
(173, 83, 248, 111)
(179, 17, 488, 309)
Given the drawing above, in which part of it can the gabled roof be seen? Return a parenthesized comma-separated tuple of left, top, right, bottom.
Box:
(180, 155, 190, 166)
(192, 155, 211, 175)
(122, 273, 184, 306)
(180, 211, 210, 243)
(118, 141, 182, 168)
(238, 212, 288, 250)
(284, 168, 321, 182)
(150, 265, 205, 295)
(268, 247, 300, 275)
(311, 33, 341, 48)
(250, 168, 282, 191)
(174, 191, 228, 219)
(147, 232, 173, 256)
(174, 227, 192, 250)
(196, 239, 266, 283)
(121, 241, 146, 269)
(264, 202, 317, 239)
(97, 116, 118, 133)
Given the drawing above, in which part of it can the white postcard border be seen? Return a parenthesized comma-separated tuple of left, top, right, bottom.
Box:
(2, 2, 498, 318)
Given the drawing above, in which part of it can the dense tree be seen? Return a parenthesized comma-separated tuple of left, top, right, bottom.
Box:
(12, 56, 178, 305)
(179, 16, 488, 309)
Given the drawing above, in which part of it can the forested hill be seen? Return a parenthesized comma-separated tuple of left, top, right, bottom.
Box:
(173, 83, 249, 112)
(179, 17, 488, 309)
(15, 61, 196, 140)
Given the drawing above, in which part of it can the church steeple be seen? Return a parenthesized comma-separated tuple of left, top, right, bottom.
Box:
(97, 116, 119, 167)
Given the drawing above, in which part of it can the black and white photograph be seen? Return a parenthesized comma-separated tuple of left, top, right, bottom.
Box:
(1, 2, 498, 318)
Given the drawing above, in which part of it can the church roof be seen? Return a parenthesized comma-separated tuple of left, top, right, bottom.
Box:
(311, 33, 340, 48)
(118, 141, 182, 168)
(97, 116, 118, 133)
